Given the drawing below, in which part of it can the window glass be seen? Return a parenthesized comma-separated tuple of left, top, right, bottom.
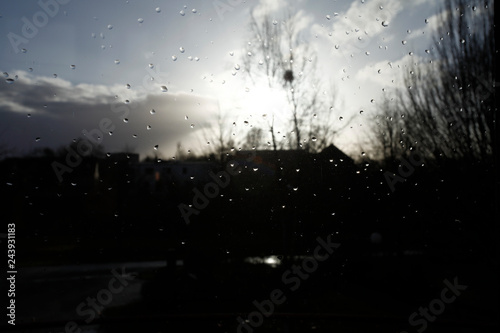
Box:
(0, 0, 496, 332)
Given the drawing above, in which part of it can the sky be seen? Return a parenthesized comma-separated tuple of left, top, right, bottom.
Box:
(0, 0, 446, 160)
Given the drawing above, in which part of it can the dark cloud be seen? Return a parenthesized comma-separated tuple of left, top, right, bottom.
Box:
(0, 74, 218, 159)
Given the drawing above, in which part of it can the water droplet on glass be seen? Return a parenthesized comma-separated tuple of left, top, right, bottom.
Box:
(402, 40, 407, 45)
(192, 8, 197, 13)
(179, 46, 185, 53)
(185, 115, 189, 120)
(365, 51, 370, 55)
(35, 137, 40, 142)
(334, 44, 340, 50)
(311, 136, 317, 142)
(114, 59, 120, 64)
(70, 64, 76, 70)
(409, 51, 413, 56)
(5, 78, 14, 84)
(161, 85, 168, 92)
(172, 55, 177, 61)
(137, 18, 144, 23)
(123, 118, 128, 123)
(180, 10, 185, 16)
(21, 48, 27, 53)
(190, 123, 195, 128)
(126, 83, 131, 89)
(229, 51, 234, 56)
(124, 99, 130, 104)
(53, 74, 57, 78)
(154, 145, 158, 150)
(187, 56, 193, 61)
(234, 64, 240, 70)
(381, 21, 389, 27)
(150, 109, 155, 115)
(147, 125, 152, 130)
(107, 24, 113, 30)
(360, 110, 364, 114)
(272, 19, 278, 25)
(243, 121, 249, 126)
(339, 116, 343, 121)
(425, 18, 429, 24)
(326, 15, 331, 20)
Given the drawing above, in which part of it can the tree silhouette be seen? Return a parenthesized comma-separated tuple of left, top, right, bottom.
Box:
(242, 9, 349, 152)
(372, 0, 494, 163)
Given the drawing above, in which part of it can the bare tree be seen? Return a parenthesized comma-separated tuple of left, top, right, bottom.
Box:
(243, 9, 348, 152)
(372, 0, 494, 162)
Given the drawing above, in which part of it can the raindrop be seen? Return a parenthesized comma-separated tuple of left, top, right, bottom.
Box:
(150, 109, 156, 115)
(28, 68, 33, 72)
(409, 51, 413, 56)
(272, 19, 278, 25)
(258, 60, 264, 65)
(334, 44, 340, 49)
(27, 114, 31, 117)
(2, 72, 8, 77)
(179, 46, 185, 53)
(253, 167, 258, 171)
(123, 118, 128, 123)
(107, 24, 113, 30)
(190, 124, 194, 128)
(126, 83, 131, 89)
(161, 85, 168, 92)
(311, 136, 317, 142)
(365, 51, 370, 56)
(147, 125, 152, 130)
(243, 121, 249, 126)
(5, 78, 14, 84)
(359, 110, 364, 114)
(381, 21, 389, 27)
(191, 8, 197, 13)
(339, 116, 343, 121)
(425, 49, 430, 54)
(425, 18, 429, 24)
(402, 40, 407, 45)
(234, 64, 240, 70)
(229, 51, 234, 56)
(247, 51, 252, 56)
(180, 10, 185, 16)
(35, 137, 40, 142)
(361, 152, 366, 156)
(53, 74, 57, 78)
(137, 18, 144, 23)
(114, 59, 120, 64)
(154, 145, 158, 150)
(155, 7, 161, 13)
(70, 64, 76, 69)
(185, 115, 189, 120)
(326, 15, 331, 20)
(172, 55, 177, 61)
(194, 56, 199, 61)
(21, 48, 27, 53)
(187, 56, 193, 61)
